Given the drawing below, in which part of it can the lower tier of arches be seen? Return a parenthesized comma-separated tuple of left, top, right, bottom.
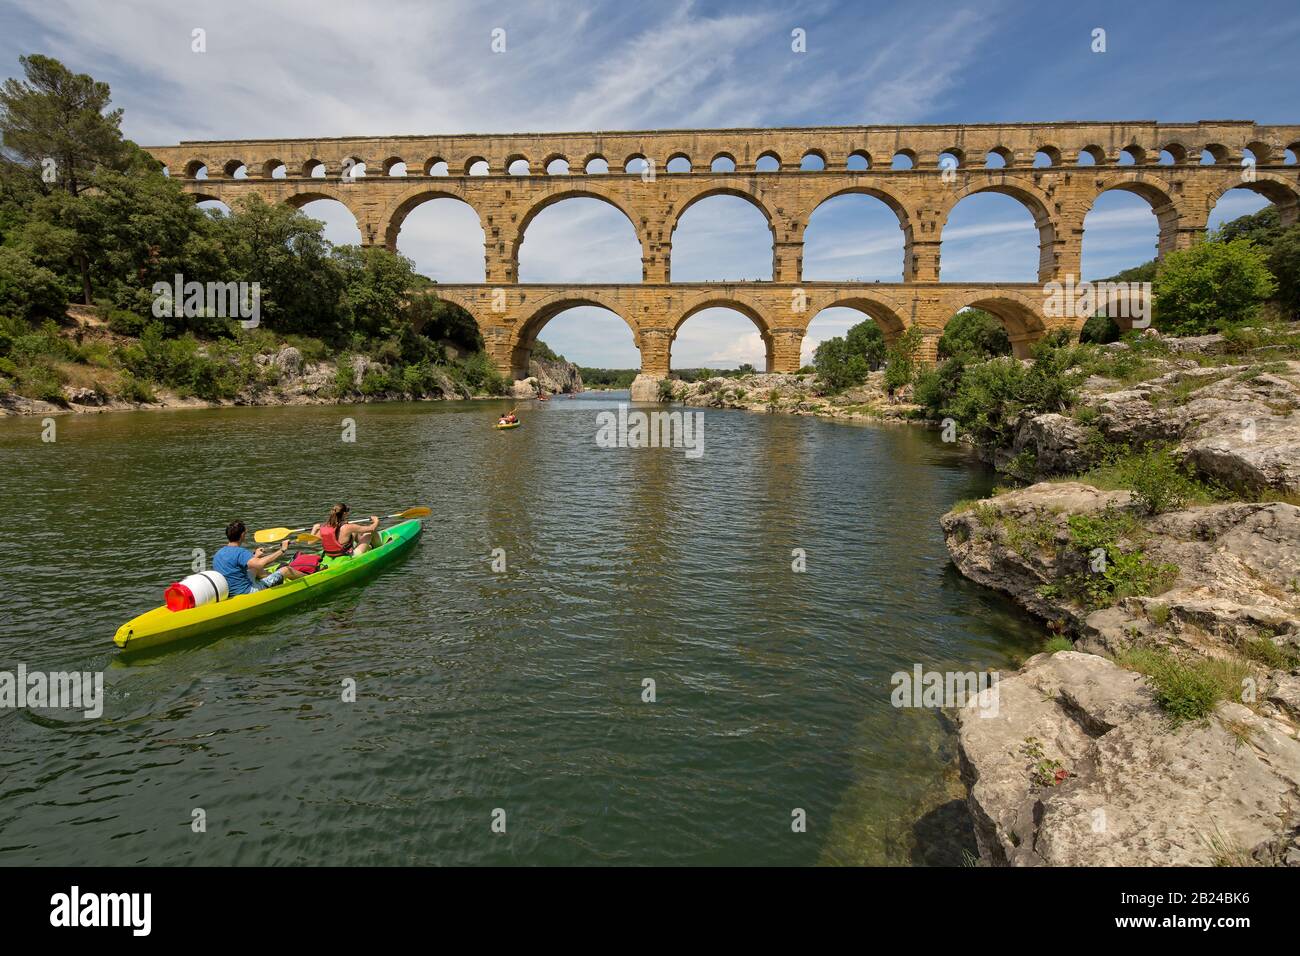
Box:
(424, 282, 1080, 380)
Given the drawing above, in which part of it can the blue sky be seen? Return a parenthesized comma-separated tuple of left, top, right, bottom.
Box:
(2, 0, 1297, 368)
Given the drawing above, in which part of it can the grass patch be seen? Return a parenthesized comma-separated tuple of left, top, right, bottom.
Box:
(1117, 646, 1251, 725)
(1043, 635, 1074, 654)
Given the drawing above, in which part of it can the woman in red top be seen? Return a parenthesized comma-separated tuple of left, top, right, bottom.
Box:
(311, 504, 383, 557)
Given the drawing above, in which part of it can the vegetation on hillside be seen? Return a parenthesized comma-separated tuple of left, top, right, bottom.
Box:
(0, 54, 506, 405)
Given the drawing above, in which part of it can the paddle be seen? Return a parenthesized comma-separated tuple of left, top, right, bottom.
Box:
(254, 507, 431, 544)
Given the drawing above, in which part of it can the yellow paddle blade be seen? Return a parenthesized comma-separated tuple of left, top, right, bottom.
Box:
(393, 507, 431, 520)
(295, 533, 321, 545)
(253, 526, 294, 543)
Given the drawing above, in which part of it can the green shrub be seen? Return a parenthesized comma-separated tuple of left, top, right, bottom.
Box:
(116, 371, 156, 403)
(1153, 238, 1276, 335)
(359, 367, 394, 396)
(1112, 448, 1198, 515)
(15, 361, 66, 404)
(333, 357, 355, 397)
(105, 308, 148, 337)
(1055, 507, 1178, 609)
(457, 351, 509, 395)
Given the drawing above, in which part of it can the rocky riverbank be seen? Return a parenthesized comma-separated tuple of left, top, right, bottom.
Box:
(938, 333, 1300, 866)
(663, 370, 920, 423)
(0, 342, 583, 417)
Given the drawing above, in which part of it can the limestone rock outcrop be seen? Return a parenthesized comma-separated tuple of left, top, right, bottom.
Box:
(955, 651, 1300, 866)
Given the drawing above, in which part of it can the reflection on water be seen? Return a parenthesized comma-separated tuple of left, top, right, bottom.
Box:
(0, 394, 1043, 865)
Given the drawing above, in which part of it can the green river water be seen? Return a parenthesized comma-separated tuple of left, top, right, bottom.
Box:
(0, 392, 1044, 865)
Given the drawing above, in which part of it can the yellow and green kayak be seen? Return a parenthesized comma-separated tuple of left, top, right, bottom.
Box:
(495, 421, 521, 429)
(113, 519, 423, 652)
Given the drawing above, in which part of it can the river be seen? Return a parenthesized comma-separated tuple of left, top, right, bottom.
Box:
(0, 392, 1044, 865)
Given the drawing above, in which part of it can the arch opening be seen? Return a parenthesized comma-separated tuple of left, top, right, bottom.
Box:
(389, 195, 485, 282)
(513, 302, 639, 381)
(1081, 190, 1159, 281)
(517, 196, 642, 283)
(941, 189, 1052, 282)
(755, 151, 781, 172)
(804, 192, 908, 282)
(670, 192, 774, 282)
(293, 198, 361, 247)
(671, 305, 772, 374)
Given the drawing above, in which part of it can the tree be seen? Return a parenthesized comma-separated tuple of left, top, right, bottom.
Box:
(1, 54, 133, 302)
(1153, 238, 1276, 334)
(1265, 224, 1300, 318)
(937, 308, 1011, 360)
(883, 325, 923, 394)
(814, 335, 869, 391)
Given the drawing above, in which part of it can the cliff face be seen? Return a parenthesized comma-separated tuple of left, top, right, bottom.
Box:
(511, 356, 583, 397)
(939, 333, 1300, 867)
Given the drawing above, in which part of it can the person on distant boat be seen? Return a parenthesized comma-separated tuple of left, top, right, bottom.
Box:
(214, 520, 301, 596)
(311, 503, 382, 557)
(498, 412, 518, 425)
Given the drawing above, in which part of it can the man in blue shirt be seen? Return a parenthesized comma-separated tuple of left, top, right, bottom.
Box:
(213, 520, 298, 595)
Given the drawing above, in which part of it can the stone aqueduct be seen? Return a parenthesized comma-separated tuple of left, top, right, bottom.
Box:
(145, 122, 1300, 386)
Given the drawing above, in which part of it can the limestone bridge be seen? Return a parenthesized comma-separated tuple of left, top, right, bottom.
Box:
(145, 121, 1300, 390)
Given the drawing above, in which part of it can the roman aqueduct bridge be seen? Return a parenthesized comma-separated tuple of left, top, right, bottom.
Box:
(145, 121, 1300, 388)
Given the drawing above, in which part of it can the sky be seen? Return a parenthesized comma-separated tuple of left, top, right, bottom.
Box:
(2, 0, 1297, 368)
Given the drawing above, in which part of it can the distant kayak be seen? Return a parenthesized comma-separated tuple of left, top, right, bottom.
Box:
(113, 519, 423, 652)
(495, 421, 522, 429)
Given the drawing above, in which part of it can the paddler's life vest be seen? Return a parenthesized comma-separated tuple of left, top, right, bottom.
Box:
(319, 523, 354, 557)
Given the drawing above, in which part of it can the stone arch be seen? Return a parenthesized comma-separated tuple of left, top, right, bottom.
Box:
(806, 295, 909, 341)
(939, 178, 1059, 281)
(1159, 142, 1189, 165)
(665, 151, 692, 172)
(183, 159, 207, 179)
(670, 185, 776, 234)
(985, 146, 1014, 167)
(669, 186, 778, 282)
(1200, 143, 1230, 164)
(381, 156, 406, 175)
(755, 149, 781, 171)
(262, 158, 286, 178)
(940, 146, 966, 168)
(512, 187, 646, 276)
(671, 294, 776, 372)
(802, 185, 914, 280)
(379, 186, 484, 251)
(1084, 173, 1184, 258)
(1035, 145, 1062, 166)
(1203, 173, 1300, 226)
(946, 293, 1049, 358)
(582, 153, 608, 173)
(1243, 141, 1275, 165)
(513, 294, 639, 379)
